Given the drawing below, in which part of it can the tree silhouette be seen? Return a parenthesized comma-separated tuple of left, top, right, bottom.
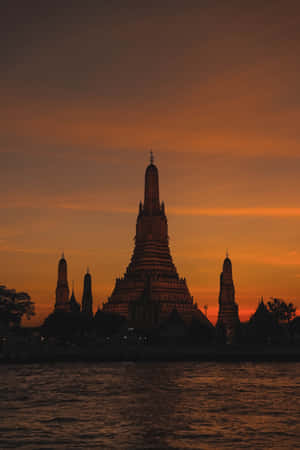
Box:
(267, 297, 296, 323)
(289, 316, 300, 343)
(0, 285, 35, 328)
(42, 311, 93, 339)
(248, 299, 280, 344)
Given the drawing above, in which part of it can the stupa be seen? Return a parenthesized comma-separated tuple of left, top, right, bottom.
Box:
(216, 253, 240, 341)
(103, 153, 208, 329)
(82, 269, 93, 318)
(54, 254, 70, 312)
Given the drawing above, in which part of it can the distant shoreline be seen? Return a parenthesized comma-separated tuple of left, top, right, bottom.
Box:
(1, 344, 300, 364)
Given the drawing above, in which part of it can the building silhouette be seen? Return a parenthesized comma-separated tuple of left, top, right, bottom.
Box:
(53, 255, 94, 317)
(81, 269, 93, 318)
(103, 153, 209, 329)
(55, 254, 70, 312)
(69, 285, 80, 313)
(216, 254, 240, 342)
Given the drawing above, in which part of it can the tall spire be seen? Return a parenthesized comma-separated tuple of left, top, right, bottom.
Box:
(57, 255, 67, 282)
(103, 158, 211, 330)
(217, 255, 239, 343)
(150, 150, 154, 164)
(55, 254, 70, 312)
(82, 269, 93, 318)
(223, 253, 232, 276)
(144, 152, 160, 215)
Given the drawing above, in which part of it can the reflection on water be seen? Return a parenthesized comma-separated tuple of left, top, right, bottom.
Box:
(0, 362, 300, 449)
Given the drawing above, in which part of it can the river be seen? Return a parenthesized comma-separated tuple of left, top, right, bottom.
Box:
(0, 362, 299, 449)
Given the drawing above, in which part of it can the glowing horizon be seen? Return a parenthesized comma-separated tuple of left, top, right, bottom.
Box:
(1, 2, 300, 326)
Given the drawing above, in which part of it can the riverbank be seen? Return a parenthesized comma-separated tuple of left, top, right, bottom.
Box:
(1, 343, 300, 363)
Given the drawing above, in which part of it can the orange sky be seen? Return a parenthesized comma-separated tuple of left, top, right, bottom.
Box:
(1, 1, 300, 325)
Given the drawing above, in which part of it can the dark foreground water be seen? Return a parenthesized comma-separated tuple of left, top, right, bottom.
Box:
(0, 362, 300, 449)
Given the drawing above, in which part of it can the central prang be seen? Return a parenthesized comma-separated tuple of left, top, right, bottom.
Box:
(103, 154, 209, 330)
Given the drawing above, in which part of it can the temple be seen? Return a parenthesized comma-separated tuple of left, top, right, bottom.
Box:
(216, 254, 240, 341)
(82, 269, 93, 318)
(54, 256, 93, 317)
(103, 153, 209, 329)
(55, 254, 70, 312)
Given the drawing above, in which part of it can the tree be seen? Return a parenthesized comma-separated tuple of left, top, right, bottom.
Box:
(0, 285, 35, 328)
(42, 311, 94, 340)
(289, 316, 300, 343)
(267, 298, 296, 323)
(248, 299, 280, 344)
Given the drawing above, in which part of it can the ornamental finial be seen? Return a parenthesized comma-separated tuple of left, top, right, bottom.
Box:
(150, 150, 154, 164)
(226, 248, 229, 258)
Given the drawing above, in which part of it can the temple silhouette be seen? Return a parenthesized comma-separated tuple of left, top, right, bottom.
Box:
(52, 154, 240, 337)
(55, 254, 70, 312)
(216, 254, 240, 341)
(54, 255, 92, 315)
(82, 270, 93, 318)
(102, 153, 209, 329)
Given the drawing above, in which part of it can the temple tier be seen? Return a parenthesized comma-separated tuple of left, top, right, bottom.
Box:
(103, 156, 208, 329)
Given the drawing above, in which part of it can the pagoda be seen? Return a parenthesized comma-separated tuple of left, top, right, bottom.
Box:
(103, 153, 208, 329)
(216, 254, 240, 342)
(82, 269, 93, 318)
(54, 254, 70, 312)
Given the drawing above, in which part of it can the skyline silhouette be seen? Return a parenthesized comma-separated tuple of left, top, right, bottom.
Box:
(2, 5, 300, 450)
(13, 153, 299, 327)
(1, 2, 300, 326)
(3, 150, 300, 327)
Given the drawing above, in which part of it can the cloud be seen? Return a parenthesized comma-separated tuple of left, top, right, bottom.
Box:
(3, 192, 300, 219)
(169, 207, 300, 217)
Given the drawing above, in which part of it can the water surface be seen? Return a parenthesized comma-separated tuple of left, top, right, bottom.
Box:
(0, 362, 299, 449)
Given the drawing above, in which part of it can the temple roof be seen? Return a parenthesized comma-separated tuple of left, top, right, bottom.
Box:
(70, 289, 77, 303)
(69, 289, 80, 312)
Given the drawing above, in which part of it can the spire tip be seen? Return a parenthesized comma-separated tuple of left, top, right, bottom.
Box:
(150, 150, 154, 164)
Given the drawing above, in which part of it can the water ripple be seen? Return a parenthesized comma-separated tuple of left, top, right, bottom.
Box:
(0, 362, 300, 449)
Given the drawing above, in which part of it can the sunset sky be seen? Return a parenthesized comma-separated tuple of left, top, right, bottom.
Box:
(1, 1, 300, 325)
